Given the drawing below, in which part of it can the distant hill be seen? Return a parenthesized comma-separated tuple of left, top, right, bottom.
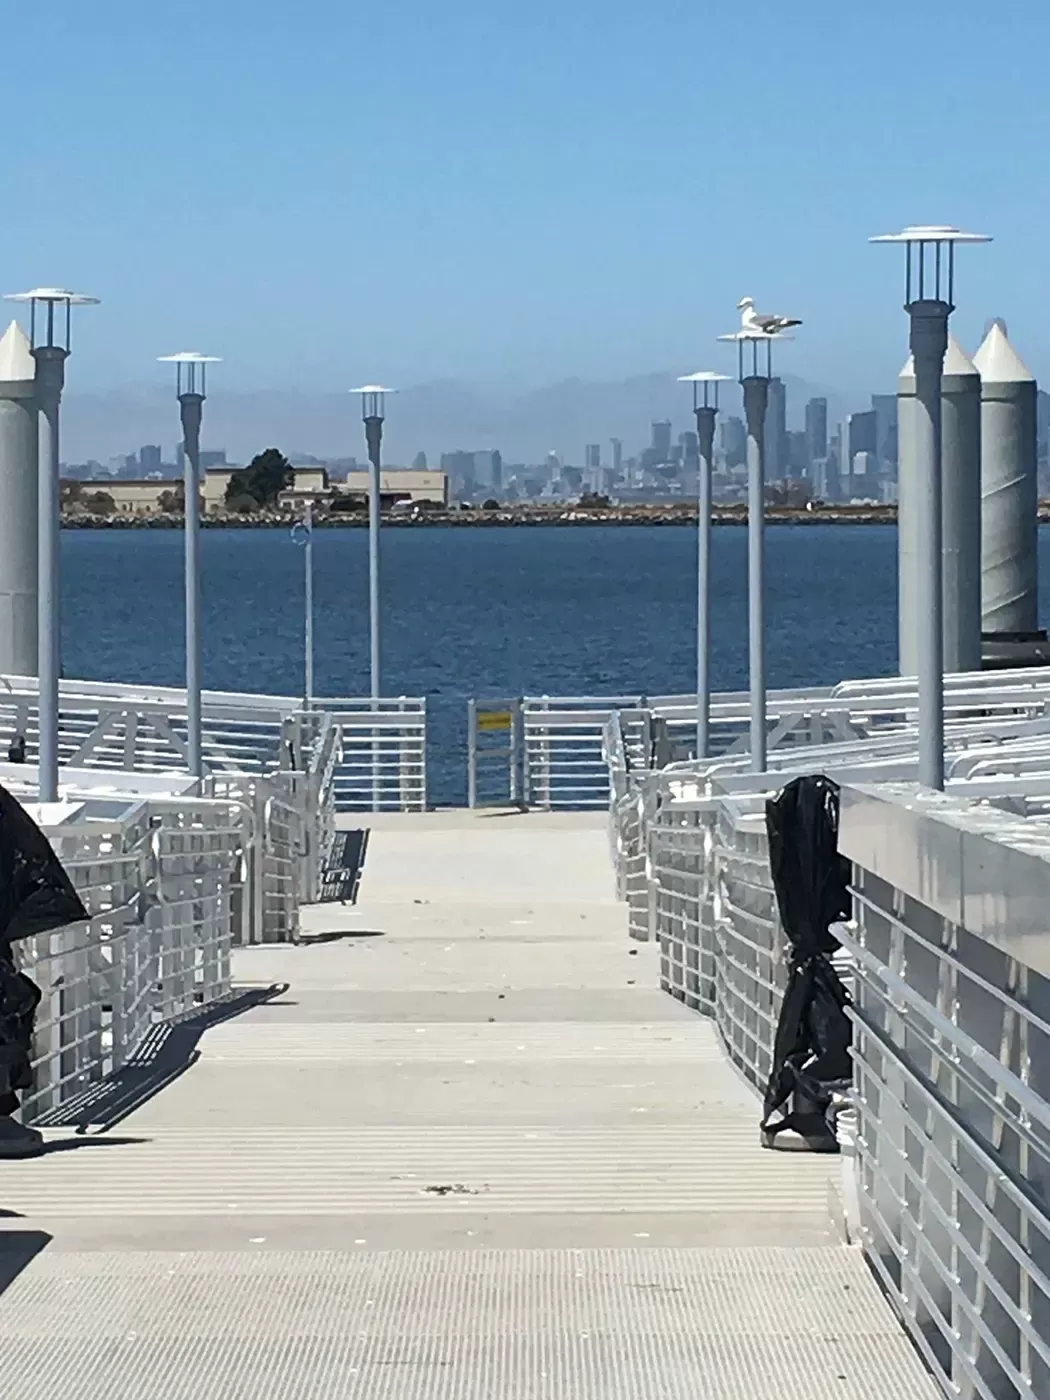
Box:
(62, 371, 853, 468)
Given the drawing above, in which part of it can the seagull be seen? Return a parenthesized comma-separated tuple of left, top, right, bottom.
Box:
(737, 296, 802, 336)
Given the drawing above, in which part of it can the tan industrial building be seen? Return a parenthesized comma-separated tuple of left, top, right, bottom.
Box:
(339, 470, 448, 507)
(62, 465, 448, 516)
(63, 479, 178, 515)
(204, 465, 329, 515)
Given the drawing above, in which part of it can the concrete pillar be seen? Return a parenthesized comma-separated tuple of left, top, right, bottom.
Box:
(898, 338, 982, 676)
(973, 322, 1040, 650)
(940, 336, 983, 672)
(0, 322, 38, 676)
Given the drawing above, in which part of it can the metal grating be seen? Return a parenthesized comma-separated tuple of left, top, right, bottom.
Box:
(0, 1247, 939, 1399)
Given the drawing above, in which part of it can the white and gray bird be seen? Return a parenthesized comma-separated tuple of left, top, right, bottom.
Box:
(737, 296, 802, 336)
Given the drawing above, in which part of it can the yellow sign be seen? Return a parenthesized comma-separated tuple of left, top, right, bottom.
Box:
(477, 710, 513, 733)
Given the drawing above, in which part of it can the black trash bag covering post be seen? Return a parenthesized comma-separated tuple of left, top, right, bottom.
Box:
(760, 774, 853, 1152)
(0, 785, 89, 1116)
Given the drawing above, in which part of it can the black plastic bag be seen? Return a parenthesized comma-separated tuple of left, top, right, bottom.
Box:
(0, 784, 87, 948)
(760, 774, 853, 1150)
(0, 784, 88, 1112)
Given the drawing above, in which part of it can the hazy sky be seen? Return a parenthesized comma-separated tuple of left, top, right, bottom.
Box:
(1, 1, 1046, 396)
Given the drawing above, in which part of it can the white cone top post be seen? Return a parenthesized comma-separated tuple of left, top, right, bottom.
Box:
(973, 321, 1034, 384)
(0, 321, 35, 382)
(943, 335, 978, 377)
(899, 334, 977, 381)
(677, 371, 732, 383)
(350, 385, 396, 394)
(870, 225, 992, 246)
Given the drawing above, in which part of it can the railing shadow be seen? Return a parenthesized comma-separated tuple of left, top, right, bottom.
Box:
(0, 1231, 51, 1296)
(31, 983, 288, 1135)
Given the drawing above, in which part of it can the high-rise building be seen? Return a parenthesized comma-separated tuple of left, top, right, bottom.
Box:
(787, 431, 808, 474)
(871, 394, 898, 472)
(412, 451, 428, 471)
(139, 444, 162, 473)
(441, 450, 477, 498)
(804, 397, 828, 468)
(651, 420, 672, 461)
(765, 378, 787, 480)
(200, 450, 227, 469)
(610, 438, 623, 474)
(720, 416, 746, 468)
(472, 450, 502, 491)
(847, 410, 877, 466)
(585, 444, 601, 471)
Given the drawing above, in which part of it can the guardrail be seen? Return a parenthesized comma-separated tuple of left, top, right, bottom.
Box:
(838, 785, 1050, 1400)
(13, 795, 246, 1125)
(0, 675, 425, 813)
(607, 709, 1050, 1398)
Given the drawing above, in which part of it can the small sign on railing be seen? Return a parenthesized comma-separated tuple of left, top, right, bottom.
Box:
(477, 710, 513, 733)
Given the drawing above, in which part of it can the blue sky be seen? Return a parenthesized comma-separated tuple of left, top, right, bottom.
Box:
(1, 0, 1046, 397)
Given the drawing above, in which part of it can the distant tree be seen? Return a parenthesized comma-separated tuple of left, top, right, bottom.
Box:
(481, 498, 500, 511)
(226, 493, 259, 515)
(158, 483, 185, 513)
(83, 491, 116, 516)
(225, 448, 292, 507)
(61, 480, 84, 509)
(579, 491, 611, 509)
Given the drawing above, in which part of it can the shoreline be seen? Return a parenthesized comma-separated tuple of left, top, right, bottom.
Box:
(61, 504, 906, 528)
(55, 501, 1050, 528)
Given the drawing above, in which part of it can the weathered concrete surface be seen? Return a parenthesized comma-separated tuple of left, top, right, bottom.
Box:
(0, 812, 937, 1398)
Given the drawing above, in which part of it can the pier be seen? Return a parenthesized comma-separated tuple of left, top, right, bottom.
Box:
(1, 808, 936, 1398)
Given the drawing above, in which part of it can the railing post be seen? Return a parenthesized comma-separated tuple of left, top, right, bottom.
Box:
(467, 698, 477, 809)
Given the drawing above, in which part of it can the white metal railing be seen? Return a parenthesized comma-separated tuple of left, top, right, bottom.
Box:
(837, 784, 1050, 1400)
(0, 675, 426, 813)
(13, 796, 245, 1125)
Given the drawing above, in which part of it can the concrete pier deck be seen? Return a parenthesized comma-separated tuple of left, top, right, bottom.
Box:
(0, 811, 937, 1398)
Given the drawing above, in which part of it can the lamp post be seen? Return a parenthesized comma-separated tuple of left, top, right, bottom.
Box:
(717, 327, 791, 773)
(871, 225, 990, 790)
(291, 499, 315, 707)
(158, 353, 221, 780)
(678, 371, 730, 760)
(351, 385, 395, 699)
(3, 288, 99, 802)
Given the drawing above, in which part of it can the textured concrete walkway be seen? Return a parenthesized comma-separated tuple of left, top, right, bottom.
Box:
(0, 811, 936, 1398)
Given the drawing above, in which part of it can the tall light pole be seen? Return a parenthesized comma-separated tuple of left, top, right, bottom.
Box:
(351, 385, 395, 699)
(158, 352, 221, 780)
(4, 288, 99, 802)
(718, 326, 792, 773)
(871, 226, 990, 790)
(678, 371, 730, 760)
(291, 498, 315, 707)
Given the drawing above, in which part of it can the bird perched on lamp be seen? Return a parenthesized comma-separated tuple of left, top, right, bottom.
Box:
(737, 296, 802, 336)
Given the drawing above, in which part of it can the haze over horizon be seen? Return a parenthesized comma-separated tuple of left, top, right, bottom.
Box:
(1, 2, 1047, 411)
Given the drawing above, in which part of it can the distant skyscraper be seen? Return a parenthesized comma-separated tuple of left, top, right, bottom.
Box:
(678, 430, 699, 471)
(787, 431, 808, 474)
(870, 394, 898, 472)
(585, 444, 601, 471)
(441, 450, 477, 498)
(610, 438, 623, 474)
(804, 398, 828, 469)
(412, 451, 428, 471)
(200, 450, 227, 469)
(470, 450, 502, 491)
(847, 410, 877, 465)
(765, 378, 787, 480)
(139, 444, 162, 473)
(721, 416, 746, 468)
(651, 420, 672, 461)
